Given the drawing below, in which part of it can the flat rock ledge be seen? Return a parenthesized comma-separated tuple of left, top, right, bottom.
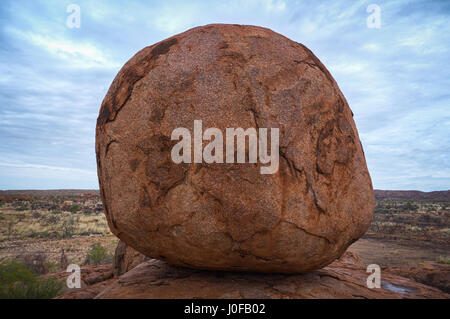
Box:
(59, 252, 448, 299)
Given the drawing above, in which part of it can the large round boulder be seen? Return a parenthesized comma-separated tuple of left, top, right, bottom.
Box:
(96, 24, 374, 273)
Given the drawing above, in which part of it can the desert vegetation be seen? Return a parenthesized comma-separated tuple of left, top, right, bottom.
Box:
(348, 197, 450, 267)
(368, 199, 450, 242)
(0, 191, 118, 283)
(0, 190, 449, 298)
(0, 191, 116, 299)
(0, 193, 108, 241)
(0, 259, 63, 298)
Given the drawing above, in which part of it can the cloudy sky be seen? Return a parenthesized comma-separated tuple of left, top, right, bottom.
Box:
(0, 0, 449, 191)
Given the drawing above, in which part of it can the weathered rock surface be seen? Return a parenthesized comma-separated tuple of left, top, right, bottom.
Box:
(58, 252, 447, 299)
(56, 279, 116, 299)
(96, 24, 375, 272)
(113, 240, 147, 277)
(45, 264, 113, 297)
(384, 262, 450, 293)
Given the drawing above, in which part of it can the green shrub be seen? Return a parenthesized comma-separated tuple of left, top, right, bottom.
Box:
(84, 243, 112, 265)
(437, 256, 450, 265)
(61, 218, 76, 239)
(69, 204, 80, 213)
(46, 215, 60, 225)
(44, 261, 59, 273)
(82, 208, 93, 215)
(17, 253, 49, 275)
(31, 211, 41, 219)
(7, 222, 14, 239)
(0, 260, 63, 299)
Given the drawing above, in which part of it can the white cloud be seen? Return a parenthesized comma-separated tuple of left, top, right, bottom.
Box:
(5, 28, 120, 69)
(0, 162, 95, 175)
(262, 0, 286, 12)
(152, 7, 199, 35)
(0, 0, 449, 191)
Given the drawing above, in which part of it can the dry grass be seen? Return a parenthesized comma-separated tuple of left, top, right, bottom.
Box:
(0, 208, 111, 241)
(0, 194, 117, 266)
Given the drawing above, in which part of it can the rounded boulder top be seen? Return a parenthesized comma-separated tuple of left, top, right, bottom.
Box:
(96, 24, 375, 273)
